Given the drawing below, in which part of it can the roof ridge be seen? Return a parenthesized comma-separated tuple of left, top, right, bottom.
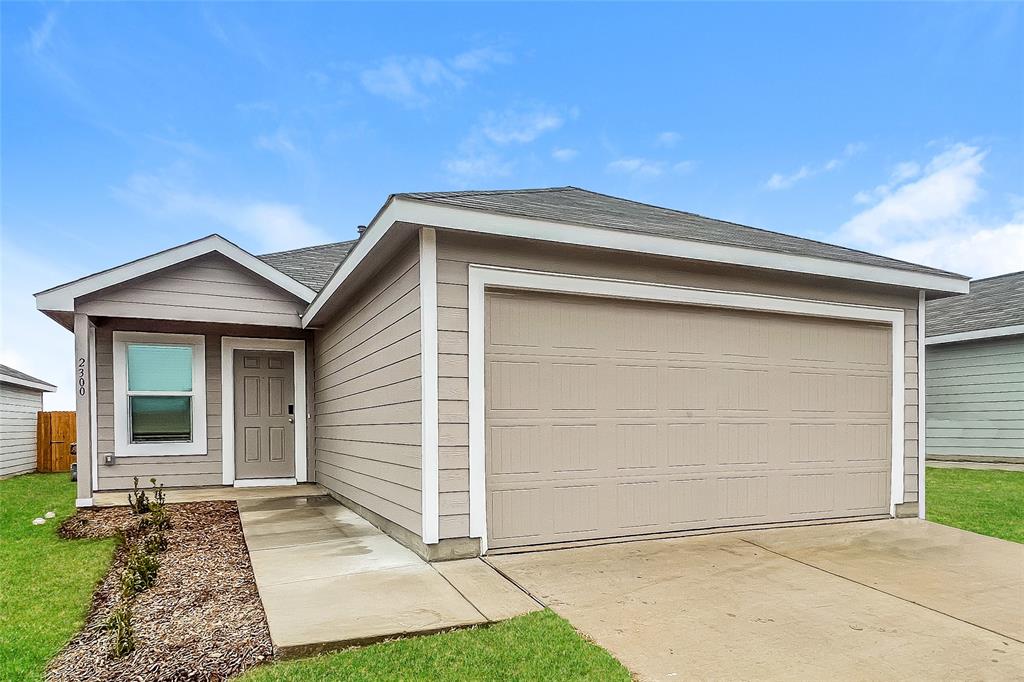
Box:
(970, 270, 1024, 283)
(566, 187, 967, 279)
(401, 186, 573, 198)
(259, 240, 358, 258)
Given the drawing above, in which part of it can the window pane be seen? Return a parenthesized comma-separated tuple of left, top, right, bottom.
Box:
(130, 396, 192, 443)
(127, 344, 193, 392)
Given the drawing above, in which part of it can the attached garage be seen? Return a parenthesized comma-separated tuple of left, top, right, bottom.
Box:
(483, 288, 895, 549)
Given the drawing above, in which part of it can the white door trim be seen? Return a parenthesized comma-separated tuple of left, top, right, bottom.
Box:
(467, 265, 907, 552)
(221, 337, 307, 486)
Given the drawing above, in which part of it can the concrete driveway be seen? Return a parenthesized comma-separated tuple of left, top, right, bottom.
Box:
(489, 520, 1024, 680)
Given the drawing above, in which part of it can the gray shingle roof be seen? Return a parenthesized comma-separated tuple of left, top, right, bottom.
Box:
(926, 270, 1024, 337)
(396, 187, 966, 280)
(258, 240, 357, 292)
(0, 364, 56, 390)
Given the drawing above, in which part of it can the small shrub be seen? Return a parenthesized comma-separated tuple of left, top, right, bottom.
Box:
(120, 547, 160, 599)
(127, 477, 149, 515)
(103, 606, 135, 658)
(140, 531, 167, 555)
(149, 478, 166, 509)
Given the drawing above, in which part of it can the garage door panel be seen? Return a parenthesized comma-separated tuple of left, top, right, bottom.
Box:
(485, 291, 892, 549)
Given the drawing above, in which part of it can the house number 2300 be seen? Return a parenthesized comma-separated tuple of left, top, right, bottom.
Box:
(77, 357, 87, 396)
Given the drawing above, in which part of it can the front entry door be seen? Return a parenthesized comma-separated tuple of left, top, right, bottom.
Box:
(234, 350, 295, 480)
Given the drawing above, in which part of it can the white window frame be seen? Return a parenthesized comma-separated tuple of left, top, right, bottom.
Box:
(466, 265, 906, 553)
(112, 331, 207, 457)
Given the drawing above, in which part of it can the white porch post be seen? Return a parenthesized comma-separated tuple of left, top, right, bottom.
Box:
(73, 313, 95, 505)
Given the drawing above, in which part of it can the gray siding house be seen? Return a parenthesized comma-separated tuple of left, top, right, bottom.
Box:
(36, 187, 970, 558)
(925, 271, 1024, 463)
(1, 365, 56, 477)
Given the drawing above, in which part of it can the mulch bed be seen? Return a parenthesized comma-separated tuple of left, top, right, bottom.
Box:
(48, 501, 273, 681)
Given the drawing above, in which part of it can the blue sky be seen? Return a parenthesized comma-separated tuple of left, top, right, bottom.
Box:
(2, 2, 1022, 407)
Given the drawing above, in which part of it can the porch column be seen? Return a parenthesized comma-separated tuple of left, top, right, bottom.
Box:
(73, 313, 94, 505)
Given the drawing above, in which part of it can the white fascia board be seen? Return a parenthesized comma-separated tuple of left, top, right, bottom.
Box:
(35, 234, 316, 313)
(0, 374, 57, 392)
(302, 198, 969, 326)
(924, 324, 1024, 346)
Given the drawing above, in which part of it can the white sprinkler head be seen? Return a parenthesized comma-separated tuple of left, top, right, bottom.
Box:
(32, 518, 46, 525)
(44, 511, 56, 519)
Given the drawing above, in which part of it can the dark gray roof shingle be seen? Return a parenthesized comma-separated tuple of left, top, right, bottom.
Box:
(0, 364, 56, 390)
(258, 240, 357, 292)
(397, 187, 966, 280)
(926, 270, 1024, 337)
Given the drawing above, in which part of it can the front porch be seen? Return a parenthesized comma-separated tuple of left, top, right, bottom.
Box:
(93, 482, 326, 507)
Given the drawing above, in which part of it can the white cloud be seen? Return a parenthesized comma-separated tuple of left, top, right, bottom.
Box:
(656, 131, 682, 148)
(607, 157, 697, 178)
(360, 56, 462, 107)
(552, 147, 578, 162)
(255, 128, 298, 155)
(29, 10, 58, 53)
(445, 104, 573, 184)
(673, 160, 697, 174)
(449, 47, 512, 72)
(443, 153, 512, 184)
(480, 108, 564, 145)
(0, 241, 80, 409)
(836, 143, 1022, 278)
(114, 172, 330, 252)
(840, 144, 986, 247)
(607, 158, 666, 177)
(764, 142, 865, 191)
(359, 47, 511, 107)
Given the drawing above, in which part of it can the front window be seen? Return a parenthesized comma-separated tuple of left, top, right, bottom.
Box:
(127, 344, 194, 443)
(112, 332, 207, 457)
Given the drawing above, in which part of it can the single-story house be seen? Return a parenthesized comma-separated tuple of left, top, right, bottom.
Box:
(36, 187, 970, 558)
(925, 270, 1023, 463)
(1, 364, 56, 478)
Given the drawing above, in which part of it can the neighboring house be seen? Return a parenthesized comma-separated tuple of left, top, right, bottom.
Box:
(0, 364, 56, 477)
(925, 271, 1024, 463)
(36, 187, 970, 559)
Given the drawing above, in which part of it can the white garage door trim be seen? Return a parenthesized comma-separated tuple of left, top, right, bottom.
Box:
(467, 265, 906, 552)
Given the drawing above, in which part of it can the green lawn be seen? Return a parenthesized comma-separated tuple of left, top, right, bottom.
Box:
(241, 609, 629, 682)
(0, 473, 115, 681)
(926, 466, 1024, 543)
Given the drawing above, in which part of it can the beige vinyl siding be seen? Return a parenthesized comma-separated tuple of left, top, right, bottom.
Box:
(435, 231, 922, 538)
(77, 254, 307, 328)
(313, 239, 423, 535)
(94, 319, 308, 490)
(926, 337, 1024, 459)
(0, 383, 43, 477)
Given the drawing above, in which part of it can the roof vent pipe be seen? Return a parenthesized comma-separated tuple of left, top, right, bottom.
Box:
(357, 225, 367, 236)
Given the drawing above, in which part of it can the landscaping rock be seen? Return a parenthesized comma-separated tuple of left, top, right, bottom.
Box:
(47, 501, 273, 681)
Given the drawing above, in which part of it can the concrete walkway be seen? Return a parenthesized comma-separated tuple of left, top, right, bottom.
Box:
(237, 495, 539, 657)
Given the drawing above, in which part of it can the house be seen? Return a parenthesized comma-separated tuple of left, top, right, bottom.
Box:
(925, 270, 1024, 464)
(35, 187, 970, 558)
(1, 364, 56, 477)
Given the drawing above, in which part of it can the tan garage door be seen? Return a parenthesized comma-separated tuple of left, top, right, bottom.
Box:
(485, 290, 892, 549)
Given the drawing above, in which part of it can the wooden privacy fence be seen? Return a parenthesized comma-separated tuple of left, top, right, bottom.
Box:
(37, 411, 76, 472)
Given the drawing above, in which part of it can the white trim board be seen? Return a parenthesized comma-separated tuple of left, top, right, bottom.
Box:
(303, 197, 968, 326)
(419, 228, 440, 545)
(89, 325, 98, 495)
(0, 374, 56, 392)
(467, 265, 907, 553)
(918, 291, 927, 520)
(220, 337, 308, 486)
(36, 234, 316, 314)
(924, 324, 1024, 346)
(112, 331, 208, 457)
